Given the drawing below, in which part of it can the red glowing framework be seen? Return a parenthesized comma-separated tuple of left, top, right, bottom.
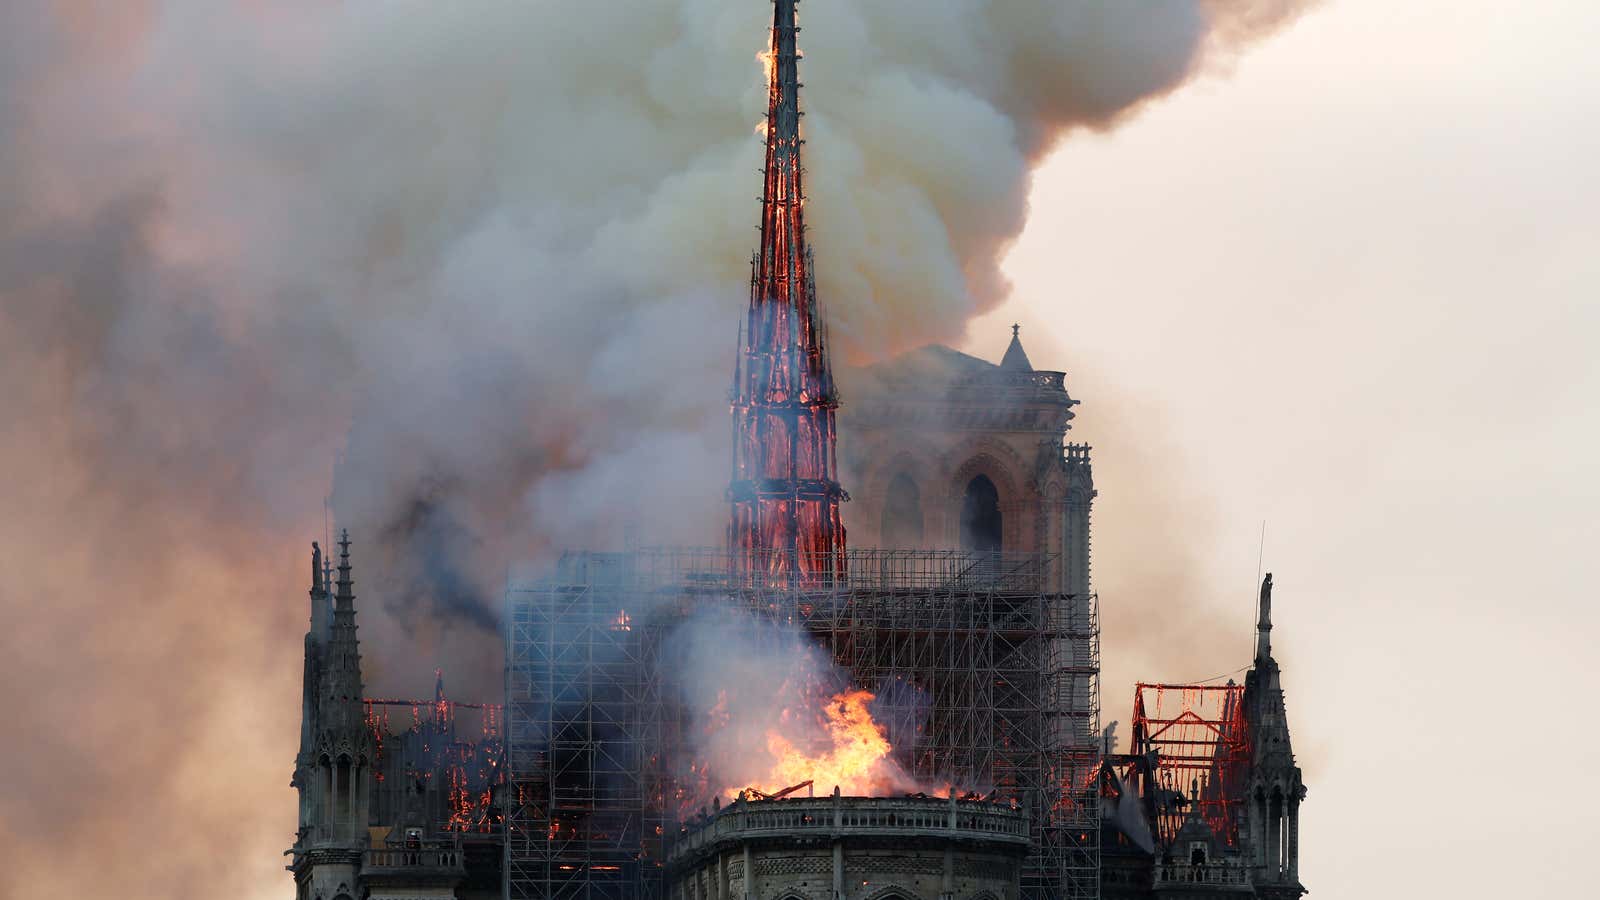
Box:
(1127, 682, 1251, 849)
(363, 673, 506, 836)
(727, 0, 848, 588)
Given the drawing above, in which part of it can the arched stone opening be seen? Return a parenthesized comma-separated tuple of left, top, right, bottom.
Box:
(880, 472, 924, 548)
(335, 754, 353, 825)
(862, 886, 922, 900)
(1269, 787, 1286, 875)
(960, 475, 1002, 556)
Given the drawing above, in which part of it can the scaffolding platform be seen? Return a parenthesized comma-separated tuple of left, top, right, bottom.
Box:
(505, 548, 1100, 900)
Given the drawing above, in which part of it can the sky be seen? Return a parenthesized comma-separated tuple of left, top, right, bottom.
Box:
(2, 1, 1595, 898)
(978, 0, 1600, 894)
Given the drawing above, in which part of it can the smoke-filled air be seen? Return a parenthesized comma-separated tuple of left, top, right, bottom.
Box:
(666, 610, 929, 809)
(0, 1, 1314, 897)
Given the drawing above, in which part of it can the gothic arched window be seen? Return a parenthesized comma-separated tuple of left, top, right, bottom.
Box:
(334, 756, 352, 824)
(960, 475, 1002, 555)
(881, 472, 924, 547)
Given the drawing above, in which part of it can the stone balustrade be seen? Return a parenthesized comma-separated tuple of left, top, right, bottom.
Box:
(1152, 860, 1252, 887)
(363, 845, 465, 873)
(669, 794, 1029, 863)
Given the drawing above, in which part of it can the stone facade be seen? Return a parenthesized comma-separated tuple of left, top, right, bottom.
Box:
(1100, 577, 1307, 900)
(841, 332, 1095, 597)
(669, 795, 1029, 900)
(288, 535, 500, 900)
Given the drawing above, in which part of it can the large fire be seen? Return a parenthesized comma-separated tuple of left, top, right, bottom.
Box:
(758, 689, 897, 796)
(724, 687, 919, 799)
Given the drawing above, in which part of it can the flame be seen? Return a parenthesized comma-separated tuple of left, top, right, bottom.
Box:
(611, 609, 631, 631)
(758, 47, 776, 89)
(735, 688, 912, 797)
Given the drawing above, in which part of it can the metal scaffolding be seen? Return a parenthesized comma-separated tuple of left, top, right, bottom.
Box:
(1129, 683, 1250, 851)
(505, 548, 1100, 900)
(504, 553, 675, 900)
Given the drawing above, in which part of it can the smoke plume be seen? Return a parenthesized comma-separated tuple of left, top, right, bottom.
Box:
(0, 1, 1314, 897)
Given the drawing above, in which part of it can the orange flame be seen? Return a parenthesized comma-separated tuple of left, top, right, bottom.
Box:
(754, 44, 776, 137)
(758, 47, 776, 89)
(735, 688, 912, 797)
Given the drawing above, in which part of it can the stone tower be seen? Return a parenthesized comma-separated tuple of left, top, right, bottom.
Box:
(1242, 574, 1306, 898)
(1100, 574, 1308, 899)
(728, 0, 849, 588)
(291, 532, 376, 900)
(841, 327, 1095, 595)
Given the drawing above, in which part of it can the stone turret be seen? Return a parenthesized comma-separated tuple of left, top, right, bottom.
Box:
(1001, 323, 1034, 371)
(1242, 574, 1306, 899)
(293, 543, 328, 841)
(291, 530, 376, 900)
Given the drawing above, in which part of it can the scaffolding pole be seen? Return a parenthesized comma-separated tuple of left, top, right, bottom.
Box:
(506, 549, 1100, 900)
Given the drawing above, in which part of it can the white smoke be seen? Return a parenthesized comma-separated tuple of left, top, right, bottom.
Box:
(5, 1, 1318, 673)
(0, 3, 1316, 893)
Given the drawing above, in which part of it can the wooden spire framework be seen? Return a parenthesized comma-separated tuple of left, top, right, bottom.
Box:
(728, 0, 848, 587)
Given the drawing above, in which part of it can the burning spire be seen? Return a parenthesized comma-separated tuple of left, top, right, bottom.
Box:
(729, 0, 847, 587)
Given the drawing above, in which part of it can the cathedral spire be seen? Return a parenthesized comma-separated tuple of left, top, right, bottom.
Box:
(335, 529, 354, 612)
(760, 0, 808, 265)
(326, 529, 363, 709)
(1243, 571, 1304, 890)
(1001, 323, 1034, 372)
(729, 0, 847, 586)
(298, 542, 326, 761)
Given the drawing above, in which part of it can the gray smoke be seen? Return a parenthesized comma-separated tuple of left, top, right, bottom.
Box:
(0, 2, 1316, 897)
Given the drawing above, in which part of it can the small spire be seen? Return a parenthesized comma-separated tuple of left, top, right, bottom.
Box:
(434, 668, 446, 703)
(1255, 572, 1274, 662)
(1001, 324, 1033, 371)
(310, 541, 322, 591)
(335, 528, 354, 611)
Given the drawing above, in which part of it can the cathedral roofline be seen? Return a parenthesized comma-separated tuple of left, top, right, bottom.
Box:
(1001, 324, 1034, 372)
(850, 340, 1077, 422)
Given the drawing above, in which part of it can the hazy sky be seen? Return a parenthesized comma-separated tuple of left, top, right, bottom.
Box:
(2, 1, 1593, 898)
(974, 1, 1599, 894)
